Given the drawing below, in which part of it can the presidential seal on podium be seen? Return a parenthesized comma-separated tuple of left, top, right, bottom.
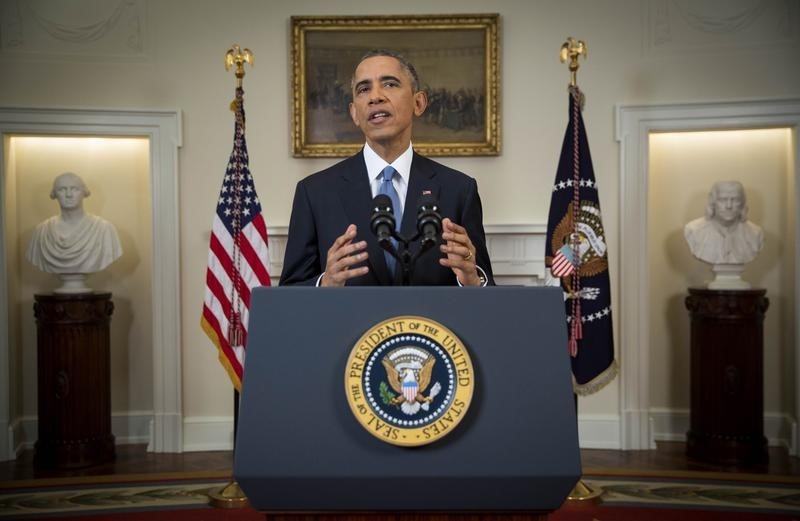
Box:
(345, 316, 475, 447)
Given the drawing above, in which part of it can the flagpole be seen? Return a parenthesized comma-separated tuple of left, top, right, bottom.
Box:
(208, 44, 254, 510)
(559, 37, 604, 505)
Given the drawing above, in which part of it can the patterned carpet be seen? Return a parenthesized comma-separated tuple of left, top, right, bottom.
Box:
(1, 472, 799, 519)
(587, 476, 800, 513)
(0, 480, 229, 518)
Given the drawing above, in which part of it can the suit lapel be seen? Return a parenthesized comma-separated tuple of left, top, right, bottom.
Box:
(338, 151, 393, 284)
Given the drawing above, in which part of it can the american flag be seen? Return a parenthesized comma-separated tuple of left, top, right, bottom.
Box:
(201, 87, 271, 391)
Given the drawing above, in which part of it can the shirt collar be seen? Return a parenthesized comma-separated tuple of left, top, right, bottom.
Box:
(363, 142, 413, 184)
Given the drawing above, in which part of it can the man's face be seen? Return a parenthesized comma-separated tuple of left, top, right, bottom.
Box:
(713, 184, 744, 225)
(53, 176, 86, 210)
(348, 56, 427, 150)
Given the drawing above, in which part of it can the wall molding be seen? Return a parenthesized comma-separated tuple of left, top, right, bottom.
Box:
(578, 414, 623, 450)
(615, 98, 800, 452)
(0, 0, 150, 61)
(265, 224, 548, 286)
(10, 412, 153, 455)
(650, 408, 797, 454)
(180, 413, 621, 452)
(182, 416, 233, 452)
(12, 407, 794, 455)
(644, 0, 799, 56)
(0, 106, 183, 459)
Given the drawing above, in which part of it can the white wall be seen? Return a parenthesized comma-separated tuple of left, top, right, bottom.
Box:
(0, 0, 798, 450)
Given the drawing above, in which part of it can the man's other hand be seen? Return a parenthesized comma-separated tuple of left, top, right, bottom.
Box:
(321, 224, 369, 287)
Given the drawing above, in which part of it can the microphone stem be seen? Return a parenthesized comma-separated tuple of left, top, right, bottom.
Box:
(401, 248, 413, 286)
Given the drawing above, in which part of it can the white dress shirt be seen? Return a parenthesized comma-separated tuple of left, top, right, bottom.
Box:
(363, 141, 413, 214)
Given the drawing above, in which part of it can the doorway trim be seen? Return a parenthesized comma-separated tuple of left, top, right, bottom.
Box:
(0, 107, 183, 458)
(615, 99, 800, 451)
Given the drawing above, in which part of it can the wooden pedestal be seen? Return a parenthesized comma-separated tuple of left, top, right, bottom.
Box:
(684, 288, 769, 466)
(33, 292, 116, 469)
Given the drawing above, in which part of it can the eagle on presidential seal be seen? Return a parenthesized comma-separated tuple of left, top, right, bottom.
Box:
(382, 347, 442, 415)
(549, 200, 608, 295)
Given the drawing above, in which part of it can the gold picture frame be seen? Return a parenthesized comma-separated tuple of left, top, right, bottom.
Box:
(291, 14, 500, 158)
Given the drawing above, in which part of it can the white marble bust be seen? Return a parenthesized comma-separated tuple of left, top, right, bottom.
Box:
(684, 180, 763, 289)
(26, 172, 123, 293)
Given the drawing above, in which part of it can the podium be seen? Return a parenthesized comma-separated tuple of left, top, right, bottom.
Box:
(33, 293, 116, 469)
(235, 286, 581, 519)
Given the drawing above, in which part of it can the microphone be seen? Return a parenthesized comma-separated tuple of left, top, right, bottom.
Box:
(416, 194, 442, 248)
(370, 194, 396, 247)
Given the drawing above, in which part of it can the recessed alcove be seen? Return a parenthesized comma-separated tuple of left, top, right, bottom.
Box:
(648, 128, 794, 446)
(0, 108, 182, 459)
(8, 135, 153, 450)
(616, 100, 800, 453)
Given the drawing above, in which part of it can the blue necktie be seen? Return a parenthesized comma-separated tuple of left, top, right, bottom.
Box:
(378, 166, 402, 274)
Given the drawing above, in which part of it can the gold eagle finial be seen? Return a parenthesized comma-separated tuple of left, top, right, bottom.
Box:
(560, 37, 587, 87)
(224, 44, 254, 88)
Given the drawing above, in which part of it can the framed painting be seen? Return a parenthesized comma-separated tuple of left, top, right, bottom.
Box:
(291, 14, 500, 157)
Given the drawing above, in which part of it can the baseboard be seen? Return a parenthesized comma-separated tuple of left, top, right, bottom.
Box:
(9, 416, 34, 456)
(182, 416, 233, 452)
(650, 408, 797, 451)
(2, 418, 14, 461)
(577, 414, 623, 449)
(112, 411, 153, 445)
(650, 408, 690, 442)
(7, 412, 153, 456)
(7, 410, 793, 456)
(176, 414, 623, 453)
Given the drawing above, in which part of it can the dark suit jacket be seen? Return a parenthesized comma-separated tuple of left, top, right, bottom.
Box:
(279, 150, 494, 286)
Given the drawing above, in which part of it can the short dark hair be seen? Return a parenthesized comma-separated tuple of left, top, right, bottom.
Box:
(351, 49, 421, 92)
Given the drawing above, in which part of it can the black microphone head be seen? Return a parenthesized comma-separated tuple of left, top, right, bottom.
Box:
(370, 194, 396, 240)
(416, 193, 442, 237)
(417, 193, 438, 212)
(372, 194, 393, 215)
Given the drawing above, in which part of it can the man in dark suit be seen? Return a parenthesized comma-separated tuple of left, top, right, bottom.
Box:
(280, 49, 493, 287)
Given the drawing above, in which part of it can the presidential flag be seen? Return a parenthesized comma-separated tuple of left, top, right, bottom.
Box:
(545, 87, 617, 395)
(201, 87, 271, 391)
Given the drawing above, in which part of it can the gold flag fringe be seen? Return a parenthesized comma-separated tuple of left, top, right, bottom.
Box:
(573, 359, 619, 396)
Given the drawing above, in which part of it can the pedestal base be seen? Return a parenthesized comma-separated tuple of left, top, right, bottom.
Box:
(685, 288, 769, 467)
(33, 435, 116, 470)
(33, 292, 116, 469)
(686, 429, 767, 466)
(708, 263, 751, 290)
(53, 273, 92, 294)
(209, 480, 251, 509)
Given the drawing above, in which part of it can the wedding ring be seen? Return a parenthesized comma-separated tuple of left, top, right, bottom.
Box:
(463, 250, 473, 261)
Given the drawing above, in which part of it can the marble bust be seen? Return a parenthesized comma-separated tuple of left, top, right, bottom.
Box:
(26, 172, 123, 293)
(683, 180, 763, 289)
